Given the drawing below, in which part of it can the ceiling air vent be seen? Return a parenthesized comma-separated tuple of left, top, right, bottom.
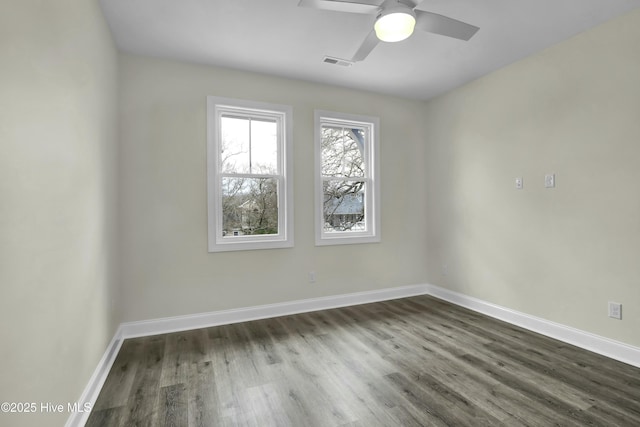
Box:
(323, 56, 353, 67)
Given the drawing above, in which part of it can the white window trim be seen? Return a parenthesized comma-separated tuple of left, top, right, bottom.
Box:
(314, 110, 380, 246)
(207, 96, 293, 252)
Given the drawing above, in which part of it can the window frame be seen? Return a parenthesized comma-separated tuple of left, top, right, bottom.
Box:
(207, 96, 293, 252)
(314, 110, 380, 246)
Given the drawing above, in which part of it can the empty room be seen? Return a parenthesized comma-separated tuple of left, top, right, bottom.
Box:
(1, 0, 639, 426)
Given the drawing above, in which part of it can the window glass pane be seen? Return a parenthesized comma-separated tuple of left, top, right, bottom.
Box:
(250, 119, 278, 174)
(221, 116, 278, 174)
(323, 180, 366, 232)
(321, 126, 365, 178)
(221, 116, 250, 173)
(222, 177, 279, 237)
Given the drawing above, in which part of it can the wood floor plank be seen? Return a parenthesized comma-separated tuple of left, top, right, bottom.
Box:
(242, 382, 291, 426)
(239, 321, 283, 366)
(208, 324, 255, 425)
(158, 383, 188, 426)
(186, 360, 218, 427)
(269, 316, 360, 425)
(84, 406, 124, 427)
(88, 295, 640, 426)
(397, 299, 638, 415)
(404, 316, 598, 413)
(385, 371, 469, 427)
(121, 335, 166, 426)
(308, 327, 428, 425)
(410, 296, 640, 423)
(458, 352, 606, 426)
(485, 339, 640, 416)
(284, 325, 392, 424)
(307, 310, 397, 376)
(159, 329, 207, 388)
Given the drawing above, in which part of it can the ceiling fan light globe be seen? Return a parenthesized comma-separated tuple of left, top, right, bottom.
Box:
(374, 11, 416, 42)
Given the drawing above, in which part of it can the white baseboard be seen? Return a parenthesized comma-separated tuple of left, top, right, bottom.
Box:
(119, 284, 429, 338)
(70, 282, 640, 425)
(65, 328, 124, 427)
(423, 284, 640, 369)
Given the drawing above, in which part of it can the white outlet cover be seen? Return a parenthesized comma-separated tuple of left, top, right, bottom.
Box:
(515, 177, 523, 189)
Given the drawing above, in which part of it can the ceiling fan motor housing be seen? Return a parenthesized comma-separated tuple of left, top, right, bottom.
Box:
(375, 3, 417, 42)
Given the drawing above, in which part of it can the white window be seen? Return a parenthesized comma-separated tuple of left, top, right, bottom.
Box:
(315, 110, 380, 245)
(207, 97, 293, 252)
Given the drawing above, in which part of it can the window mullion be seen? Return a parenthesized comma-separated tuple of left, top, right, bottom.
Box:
(220, 174, 279, 179)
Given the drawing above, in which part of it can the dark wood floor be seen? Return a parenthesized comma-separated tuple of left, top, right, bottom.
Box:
(87, 295, 640, 426)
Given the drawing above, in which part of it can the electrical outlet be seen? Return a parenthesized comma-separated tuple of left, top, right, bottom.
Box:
(309, 271, 316, 283)
(608, 302, 622, 320)
(515, 177, 523, 189)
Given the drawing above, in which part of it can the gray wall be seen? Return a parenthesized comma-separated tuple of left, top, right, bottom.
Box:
(0, 1, 119, 426)
(117, 53, 429, 322)
(423, 9, 640, 346)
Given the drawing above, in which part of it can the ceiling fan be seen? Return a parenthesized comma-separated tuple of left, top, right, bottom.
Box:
(299, 0, 479, 62)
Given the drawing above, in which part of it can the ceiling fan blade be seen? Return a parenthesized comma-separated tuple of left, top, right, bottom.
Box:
(351, 29, 380, 62)
(298, 0, 381, 14)
(414, 10, 479, 41)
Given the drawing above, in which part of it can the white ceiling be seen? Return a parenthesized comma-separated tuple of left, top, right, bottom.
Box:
(99, 0, 640, 100)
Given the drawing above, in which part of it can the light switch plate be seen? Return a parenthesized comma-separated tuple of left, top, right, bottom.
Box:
(545, 174, 555, 188)
(608, 302, 622, 320)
